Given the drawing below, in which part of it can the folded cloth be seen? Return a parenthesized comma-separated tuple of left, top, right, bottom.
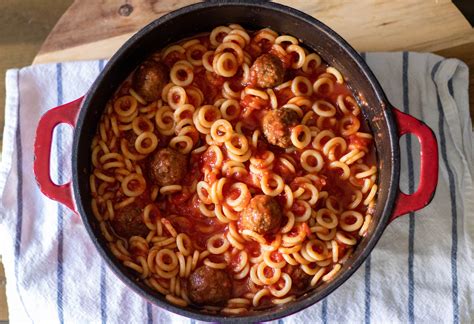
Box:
(0, 53, 472, 324)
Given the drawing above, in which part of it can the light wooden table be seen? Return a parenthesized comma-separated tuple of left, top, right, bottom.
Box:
(1, 0, 473, 322)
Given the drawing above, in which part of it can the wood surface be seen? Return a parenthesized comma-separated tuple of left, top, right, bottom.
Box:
(33, 0, 474, 64)
(31, 0, 474, 121)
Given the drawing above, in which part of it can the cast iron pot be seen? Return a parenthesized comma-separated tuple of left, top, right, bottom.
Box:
(33, 1, 439, 322)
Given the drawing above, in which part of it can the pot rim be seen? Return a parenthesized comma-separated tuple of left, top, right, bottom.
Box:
(72, 1, 400, 322)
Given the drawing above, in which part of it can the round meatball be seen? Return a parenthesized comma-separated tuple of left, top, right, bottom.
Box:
(188, 266, 232, 305)
(249, 53, 285, 88)
(132, 60, 169, 102)
(289, 266, 312, 291)
(241, 195, 282, 234)
(111, 204, 148, 239)
(262, 109, 299, 148)
(148, 147, 187, 186)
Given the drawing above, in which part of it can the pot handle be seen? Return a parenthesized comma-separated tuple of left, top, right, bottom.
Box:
(33, 97, 84, 213)
(390, 108, 438, 222)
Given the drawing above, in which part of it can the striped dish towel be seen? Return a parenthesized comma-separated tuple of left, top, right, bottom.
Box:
(0, 53, 472, 323)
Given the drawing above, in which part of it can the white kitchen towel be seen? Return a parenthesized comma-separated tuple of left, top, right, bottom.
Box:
(0, 53, 472, 324)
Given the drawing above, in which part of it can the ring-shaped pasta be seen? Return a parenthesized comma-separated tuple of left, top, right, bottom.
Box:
(174, 104, 195, 122)
(328, 161, 351, 180)
(114, 95, 137, 117)
(222, 81, 241, 99)
(282, 104, 304, 118)
(312, 100, 337, 117)
(337, 95, 361, 116)
(257, 262, 281, 285)
(219, 99, 241, 121)
(210, 26, 231, 47)
(135, 131, 158, 154)
(169, 135, 194, 154)
(293, 200, 312, 222)
(263, 251, 286, 269)
(340, 114, 361, 136)
(280, 211, 295, 234)
(269, 273, 292, 298)
(186, 44, 207, 66)
(313, 77, 334, 95)
(222, 33, 246, 48)
(155, 249, 178, 272)
(207, 233, 231, 254)
(160, 185, 183, 195)
(316, 208, 338, 229)
(202, 51, 215, 72)
(225, 182, 251, 211)
(275, 35, 298, 45)
(323, 137, 347, 158)
(302, 53, 321, 73)
(326, 67, 344, 84)
(312, 129, 335, 150)
(121, 173, 146, 197)
(300, 149, 324, 173)
(336, 231, 357, 245)
(286, 44, 306, 69)
(132, 116, 154, 135)
(215, 52, 238, 77)
(215, 41, 244, 65)
(170, 60, 194, 87)
(176, 233, 192, 256)
(155, 106, 175, 135)
(250, 150, 275, 169)
(210, 119, 233, 143)
(225, 133, 249, 156)
(167, 85, 188, 110)
(197, 105, 222, 128)
(290, 125, 311, 149)
(306, 240, 328, 261)
(261, 173, 285, 196)
(340, 211, 364, 232)
(162, 44, 185, 62)
(291, 76, 313, 97)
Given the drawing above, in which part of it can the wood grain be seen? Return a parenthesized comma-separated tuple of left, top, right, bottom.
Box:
(33, 0, 474, 64)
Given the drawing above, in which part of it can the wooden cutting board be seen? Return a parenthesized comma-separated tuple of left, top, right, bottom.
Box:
(33, 0, 474, 64)
(31, 0, 474, 122)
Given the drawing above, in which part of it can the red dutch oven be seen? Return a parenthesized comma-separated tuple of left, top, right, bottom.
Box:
(33, 1, 439, 322)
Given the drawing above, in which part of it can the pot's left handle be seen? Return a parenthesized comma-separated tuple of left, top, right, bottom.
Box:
(34, 97, 84, 213)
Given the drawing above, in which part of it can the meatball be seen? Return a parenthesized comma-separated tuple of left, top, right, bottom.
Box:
(132, 60, 169, 102)
(289, 266, 312, 291)
(148, 147, 187, 186)
(249, 53, 285, 88)
(241, 195, 282, 234)
(262, 109, 299, 148)
(111, 204, 148, 239)
(188, 266, 232, 305)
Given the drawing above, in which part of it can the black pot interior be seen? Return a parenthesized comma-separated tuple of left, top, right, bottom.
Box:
(73, 1, 400, 322)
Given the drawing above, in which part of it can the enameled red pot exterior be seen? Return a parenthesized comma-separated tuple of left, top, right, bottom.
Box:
(33, 1, 439, 322)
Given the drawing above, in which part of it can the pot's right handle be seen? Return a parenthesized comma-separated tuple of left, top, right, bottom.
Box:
(390, 108, 439, 222)
(34, 97, 83, 213)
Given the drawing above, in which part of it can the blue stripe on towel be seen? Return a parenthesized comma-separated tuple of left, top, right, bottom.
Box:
(98, 59, 108, 324)
(322, 298, 327, 324)
(360, 51, 372, 324)
(147, 302, 153, 324)
(100, 263, 107, 324)
(432, 62, 459, 324)
(402, 52, 416, 324)
(13, 69, 33, 322)
(56, 62, 65, 324)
